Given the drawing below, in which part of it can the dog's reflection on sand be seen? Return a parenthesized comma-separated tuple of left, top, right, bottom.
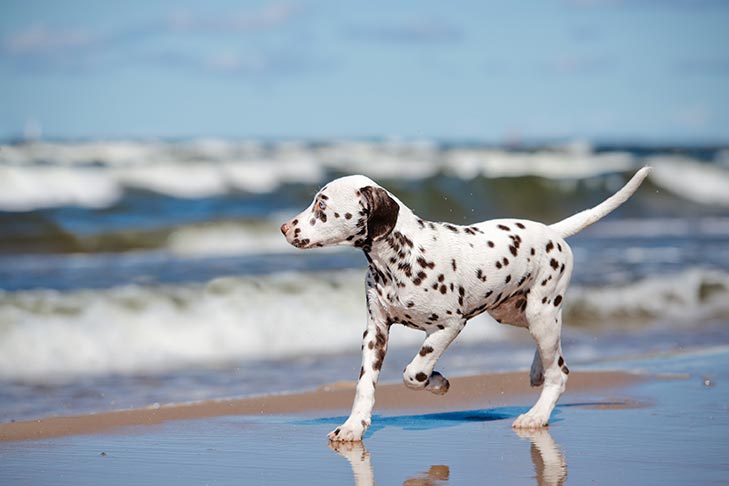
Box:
(329, 426, 566, 486)
(514, 428, 568, 486)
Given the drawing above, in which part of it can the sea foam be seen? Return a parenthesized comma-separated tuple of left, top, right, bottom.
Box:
(2, 139, 727, 211)
(0, 268, 726, 383)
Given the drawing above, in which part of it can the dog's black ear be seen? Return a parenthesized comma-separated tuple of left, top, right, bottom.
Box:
(360, 186, 399, 241)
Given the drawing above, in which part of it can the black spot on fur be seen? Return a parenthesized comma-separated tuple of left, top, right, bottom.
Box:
(487, 240, 495, 248)
(505, 275, 511, 283)
(415, 372, 428, 382)
(550, 258, 559, 270)
(546, 241, 554, 253)
(554, 295, 563, 306)
(516, 222, 525, 229)
(496, 261, 502, 269)
(419, 346, 434, 356)
(451, 259, 457, 271)
(498, 224, 510, 231)
(509, 245, 518, 257)
(444, 224, 459, 233)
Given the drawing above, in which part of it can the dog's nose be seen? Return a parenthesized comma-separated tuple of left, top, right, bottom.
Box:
(280, 223, 289, 235)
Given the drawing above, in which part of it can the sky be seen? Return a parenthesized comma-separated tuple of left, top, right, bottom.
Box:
(1, 0, 728, 143)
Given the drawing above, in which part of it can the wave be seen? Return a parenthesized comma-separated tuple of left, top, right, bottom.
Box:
(165, 220, 305, 256)
(565, 268, 729, 327)
(0, 267, 727, 383)
(1, 139, 727, 211)
(648, 156, 729, 206)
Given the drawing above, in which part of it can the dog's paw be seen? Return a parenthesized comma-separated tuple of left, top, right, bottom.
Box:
(328, 417, 369, 442)
(425, 371, 450, 395)
(512, 413, 549, 430)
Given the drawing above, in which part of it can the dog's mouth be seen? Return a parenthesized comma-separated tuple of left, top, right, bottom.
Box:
(290, 238, 313, 249)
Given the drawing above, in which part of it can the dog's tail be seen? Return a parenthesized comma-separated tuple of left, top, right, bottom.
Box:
(549, 166, 652, 238)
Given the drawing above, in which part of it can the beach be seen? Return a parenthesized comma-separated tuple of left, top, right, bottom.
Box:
(1, 347, 728, 485)
(1, 140, 729, 484)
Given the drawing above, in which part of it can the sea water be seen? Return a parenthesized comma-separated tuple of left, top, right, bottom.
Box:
(1, 139, 728, 421)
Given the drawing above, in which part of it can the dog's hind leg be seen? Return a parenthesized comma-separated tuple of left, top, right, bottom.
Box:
(513, 305, 568, 429)
(530, 348, 545, 387)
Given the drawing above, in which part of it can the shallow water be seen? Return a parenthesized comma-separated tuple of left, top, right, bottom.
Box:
(1, 139, 728, 422)
(1, 348, 727, 485)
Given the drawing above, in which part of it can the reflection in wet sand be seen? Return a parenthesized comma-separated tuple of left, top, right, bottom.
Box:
(329, 425, 566, 486)
(328, 441, 374, 486)
(403, 465, 450, 486)
(514, 428, 568, 486)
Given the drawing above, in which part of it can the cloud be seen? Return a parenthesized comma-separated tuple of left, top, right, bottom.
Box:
(564, 0, 729, 9)
(673, 58, 729, 77)
(2, 24, 95, 55)
(542, 54, 615, 76)
(0, 3, 315, 78)
(164, 3, 303, 34)
(145, 46, 332, 79)
(346, 18, 463, 44)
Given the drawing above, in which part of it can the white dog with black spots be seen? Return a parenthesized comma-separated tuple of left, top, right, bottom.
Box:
(281, 167, 651, 441)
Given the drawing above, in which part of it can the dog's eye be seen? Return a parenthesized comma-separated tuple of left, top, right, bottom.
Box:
(318, 201, 326, 211)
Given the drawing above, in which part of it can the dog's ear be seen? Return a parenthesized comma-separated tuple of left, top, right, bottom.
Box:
(360, 186, 399, 241)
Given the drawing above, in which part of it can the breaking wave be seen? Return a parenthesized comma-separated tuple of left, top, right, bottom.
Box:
(1, 139, 727, 211)
(0, 267, 727, 383)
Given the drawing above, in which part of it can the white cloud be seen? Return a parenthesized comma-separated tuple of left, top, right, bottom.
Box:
(165, 3, 303, 33)
(2, 24, 94, 55)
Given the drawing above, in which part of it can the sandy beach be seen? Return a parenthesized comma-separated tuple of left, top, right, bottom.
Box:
(0, 369, 641, 443)
(2, 347, 727, 485)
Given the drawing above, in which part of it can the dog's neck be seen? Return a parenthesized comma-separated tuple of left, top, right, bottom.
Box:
(363, 207, 427, 280)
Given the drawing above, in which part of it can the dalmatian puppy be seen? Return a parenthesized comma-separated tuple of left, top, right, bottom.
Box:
(280, 167, 651, 441)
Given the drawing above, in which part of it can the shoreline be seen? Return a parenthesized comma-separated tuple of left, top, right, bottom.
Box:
(0, 369, 641, 443)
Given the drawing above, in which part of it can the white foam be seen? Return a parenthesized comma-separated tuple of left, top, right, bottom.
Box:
(566, 268, 729, 325)
(3, 139, 728, 211)
(649, 156, 729, 207)
(165, 221, 300, 256)
(1, 267, 727, 383)
(584, 217, 729, 238)
(0, 165, 122, 211)
(0, 270, 508, 383)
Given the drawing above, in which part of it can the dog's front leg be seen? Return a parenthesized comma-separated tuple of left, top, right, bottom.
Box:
(402, 321, 464, 395)
(328, 290, 389, 442)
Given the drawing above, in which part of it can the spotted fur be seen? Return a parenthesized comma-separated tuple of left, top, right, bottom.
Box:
(281, 168, 651, 441)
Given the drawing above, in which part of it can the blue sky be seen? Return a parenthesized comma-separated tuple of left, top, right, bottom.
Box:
(1, 0, 728, 143)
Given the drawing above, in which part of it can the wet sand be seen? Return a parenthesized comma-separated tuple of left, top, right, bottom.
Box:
(1, 348, 728, 485)
(0, 370, 638, 442)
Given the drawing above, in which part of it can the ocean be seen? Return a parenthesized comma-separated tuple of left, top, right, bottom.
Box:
(1, 139, 728, 422)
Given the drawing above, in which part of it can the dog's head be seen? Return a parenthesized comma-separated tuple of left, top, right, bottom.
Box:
(280, 175, 400, 250)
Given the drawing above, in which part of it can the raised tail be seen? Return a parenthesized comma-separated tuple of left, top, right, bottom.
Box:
(549, 166, 652, 238)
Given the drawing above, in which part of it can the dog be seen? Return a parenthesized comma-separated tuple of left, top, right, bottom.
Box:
(280, 167, 651, 441)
